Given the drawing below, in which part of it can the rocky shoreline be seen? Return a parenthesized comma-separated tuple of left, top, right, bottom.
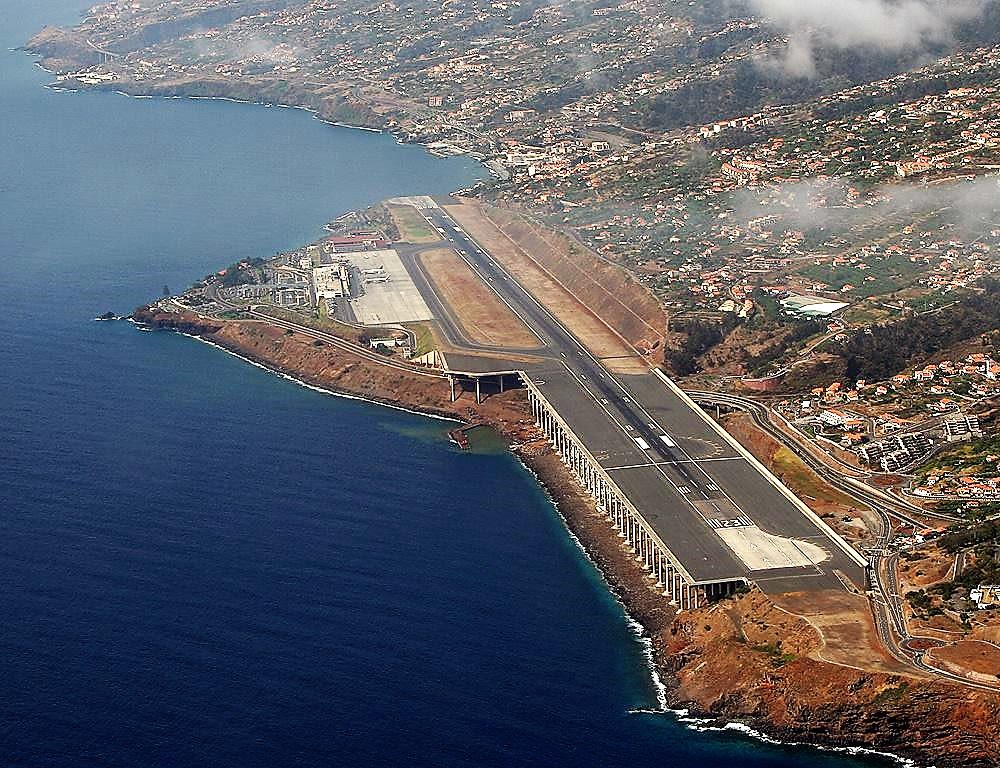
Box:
(132, 305, 1000, 768)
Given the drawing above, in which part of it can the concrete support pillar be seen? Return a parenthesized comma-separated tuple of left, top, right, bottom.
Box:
(449, 376, 456, 403)
(476, 377, 481, 404)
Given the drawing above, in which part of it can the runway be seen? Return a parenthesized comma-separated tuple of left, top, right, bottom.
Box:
(404, 200, 866, 591)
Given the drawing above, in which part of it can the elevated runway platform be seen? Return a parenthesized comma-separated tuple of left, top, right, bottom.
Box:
(388, 196, 867, 606)
(526, 365, 864, 591)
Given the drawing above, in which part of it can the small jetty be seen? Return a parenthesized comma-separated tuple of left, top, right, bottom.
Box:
(448, 424, 477, 450)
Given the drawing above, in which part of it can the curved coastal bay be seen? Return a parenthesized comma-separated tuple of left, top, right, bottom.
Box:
(2, 2, 986, 767)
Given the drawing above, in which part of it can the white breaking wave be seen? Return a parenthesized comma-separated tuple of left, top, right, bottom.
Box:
(675, 717, 922, 767)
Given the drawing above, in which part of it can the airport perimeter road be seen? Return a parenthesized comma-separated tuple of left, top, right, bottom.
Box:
(417, 203, 866, 591)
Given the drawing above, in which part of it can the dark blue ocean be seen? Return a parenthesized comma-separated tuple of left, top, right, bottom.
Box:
(0, 3, 887, 766)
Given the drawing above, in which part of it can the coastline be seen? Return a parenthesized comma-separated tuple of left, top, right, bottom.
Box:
(18, 12, 1000, 768)
(131, 306, 1000, 768)
(22, 38, 503, 181)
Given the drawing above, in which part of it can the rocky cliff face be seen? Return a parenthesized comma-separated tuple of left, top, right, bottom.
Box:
(132, 307, 533, 429)
(132, 306, 223, 336)
(658, 595, 1000, 766)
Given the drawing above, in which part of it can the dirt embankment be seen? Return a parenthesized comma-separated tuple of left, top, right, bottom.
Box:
(134, 305, 1000, 767)
(485, 208, 664, 348)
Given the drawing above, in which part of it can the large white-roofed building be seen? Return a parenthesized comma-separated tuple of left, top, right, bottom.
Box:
(780, 294, 849, 317)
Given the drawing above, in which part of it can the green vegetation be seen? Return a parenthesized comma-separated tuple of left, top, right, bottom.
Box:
(935, 500, 1000, 521)
(832, 279, 1000, 383)
(665, 316, 737, 375)
(217, 258, 266, 288)
(940, 520, 1000, 579)
(389, 205, 440, 244)
(906, 590, 933, 611)
(796, 253, 920, 297)
(916, 434, 1000, 485)
(257, 306, 364, 343)
(405, 322, 436, 358)
(873, 681, 910, 705)
(753, 640, 797, 667)
(745, 318, 824, 376)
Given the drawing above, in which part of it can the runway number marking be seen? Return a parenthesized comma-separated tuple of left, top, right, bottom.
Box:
(707, 516, 754, 529)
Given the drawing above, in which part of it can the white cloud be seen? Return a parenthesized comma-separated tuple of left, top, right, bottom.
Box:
(749, 0, 990, 78)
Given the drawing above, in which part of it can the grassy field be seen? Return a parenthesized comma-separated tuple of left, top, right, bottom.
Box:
(772, 446, 864, 510)
(404, 321, 437, 357)
(389, 205, 440, 244)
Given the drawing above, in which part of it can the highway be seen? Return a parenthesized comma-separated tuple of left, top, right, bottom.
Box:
(417, 202, 866, 590)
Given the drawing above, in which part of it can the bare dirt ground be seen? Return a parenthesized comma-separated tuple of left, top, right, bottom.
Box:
(973, 625, 1000, 644)
(772, 590, 917, 674)
(418, 248, 540, 350)
(927, 641, 1000, 684)
(444, 201, 649, 374)
(389, 205, 441, 244)
(480, 206, 665, 348)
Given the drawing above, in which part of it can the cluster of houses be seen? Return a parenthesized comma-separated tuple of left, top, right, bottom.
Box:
(970, 585, 1000, 610)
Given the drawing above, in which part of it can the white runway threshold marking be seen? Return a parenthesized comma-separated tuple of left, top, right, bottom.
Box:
(385, 195, 439, 210)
